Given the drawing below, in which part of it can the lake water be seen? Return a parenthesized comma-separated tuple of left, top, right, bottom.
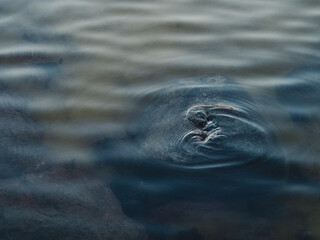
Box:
(0, 0, 320, 239)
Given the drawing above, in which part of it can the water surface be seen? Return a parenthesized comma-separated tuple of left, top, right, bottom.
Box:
(1, 0, 320, 239)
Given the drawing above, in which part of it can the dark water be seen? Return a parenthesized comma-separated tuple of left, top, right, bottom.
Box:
(1, 0, 320, 239)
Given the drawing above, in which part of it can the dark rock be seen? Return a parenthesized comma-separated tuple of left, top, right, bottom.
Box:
(0, 167, 148, 240)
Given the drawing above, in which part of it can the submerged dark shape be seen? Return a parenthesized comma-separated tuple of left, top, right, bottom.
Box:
(135, 74, 280, 171)
(107, 75, 286, 240)
(0, 83, 45, 178)
(0, 166, 148, 240)
(111, 74, 287, 216)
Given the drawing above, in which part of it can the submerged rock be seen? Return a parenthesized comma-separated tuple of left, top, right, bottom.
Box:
(0, 81, 147, 239)
(0, 166, 147, 240)
(0, 84, 46, 178)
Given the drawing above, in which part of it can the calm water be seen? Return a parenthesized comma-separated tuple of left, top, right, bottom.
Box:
(1, 0, 320, 239)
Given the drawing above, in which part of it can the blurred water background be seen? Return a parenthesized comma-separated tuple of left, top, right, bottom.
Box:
(0, 0, 320, 239)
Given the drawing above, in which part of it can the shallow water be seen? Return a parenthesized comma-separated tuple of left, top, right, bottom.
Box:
(0, 0, 320, 239)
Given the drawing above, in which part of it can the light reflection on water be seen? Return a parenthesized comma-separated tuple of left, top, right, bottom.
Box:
(0, 0, 320, 239)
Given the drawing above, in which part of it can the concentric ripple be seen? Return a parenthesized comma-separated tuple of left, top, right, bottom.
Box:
(136, 76, 278, 170)
(178, 104, 270, 168)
